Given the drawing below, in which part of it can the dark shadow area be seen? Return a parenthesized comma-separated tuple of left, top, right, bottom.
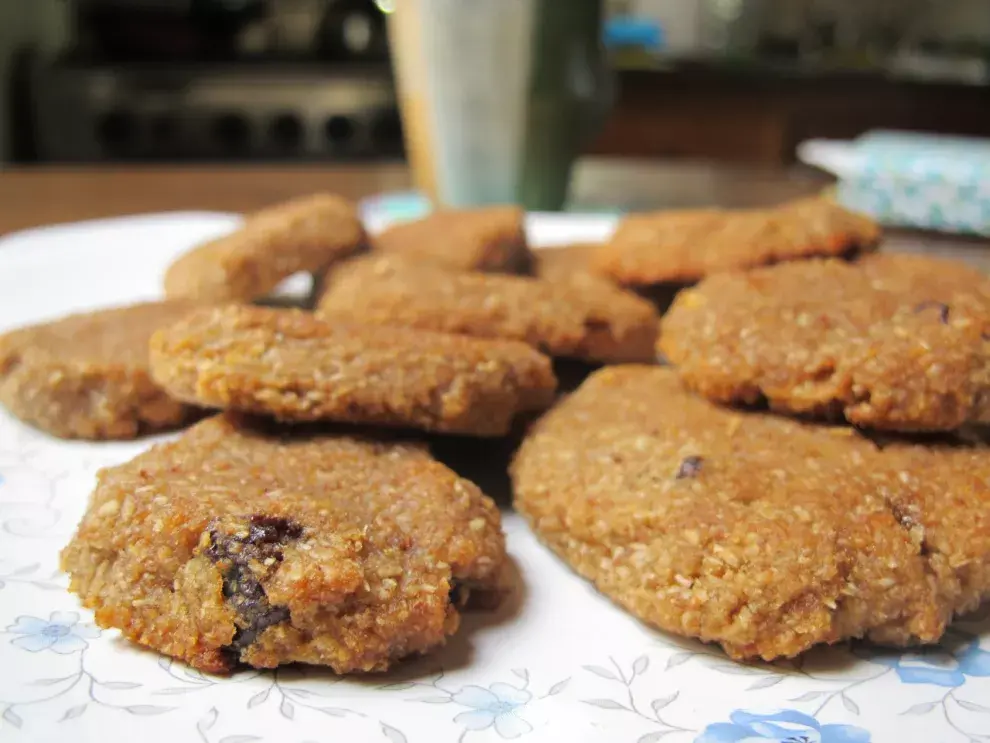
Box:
(865, 424, 990, 449)
(635, 282, 688, 315)
(429, 426, 529, 508)
(552, 358, 599, 394)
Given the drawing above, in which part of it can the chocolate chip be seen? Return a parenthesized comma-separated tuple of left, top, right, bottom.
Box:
(888, 501, 931, 558)
(246, 515, 303, 547)
(206, 514, 303, 657)
(675, 455, 703, 479)
(889, 501, 917, 530)
(914, 301, 950, 324)
(230, 605, 291, 651)
(449, 580, 468, 609)
(206, 515, 303, 565)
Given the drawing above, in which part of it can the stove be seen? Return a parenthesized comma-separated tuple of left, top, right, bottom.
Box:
(27, 0, 400, 163)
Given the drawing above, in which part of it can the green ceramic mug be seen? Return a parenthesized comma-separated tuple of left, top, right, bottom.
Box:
(385, 0, 612, 211)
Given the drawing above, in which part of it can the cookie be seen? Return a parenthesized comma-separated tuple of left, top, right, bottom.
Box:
(0, 301, 202, 439)
(164, 193, 366, 302)
(317, 255, 659, 363)
(535, 243, 684, 316)
(373, 205, 530, 273)
(150, 304, 556, 436)
(62, 413, 506, 673)
(532, 243, 603, 284)
(531, 244, 651, 388)
(660, 254, 990, 431)
(511, 366, 990, 661)
(593, 197, 880, 286)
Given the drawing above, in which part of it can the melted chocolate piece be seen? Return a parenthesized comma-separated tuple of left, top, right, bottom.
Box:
(449, 580, 468, 609)
(914, 301, 950, 324)
(206, 515, 303, 654)
(675, 455, 704, 480)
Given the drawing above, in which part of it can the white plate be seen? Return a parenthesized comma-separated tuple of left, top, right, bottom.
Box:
(1, 212, 988, 743)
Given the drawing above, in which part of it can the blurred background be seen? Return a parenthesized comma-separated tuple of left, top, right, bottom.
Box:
(3, 0, 990, 169)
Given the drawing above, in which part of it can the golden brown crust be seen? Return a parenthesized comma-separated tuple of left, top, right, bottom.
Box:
(318, 255, 659, 363)
(150, 304, 556, 436)
(164, 194, 366, 301)
(660, 254, 990, 431)
(373, 206, 530, 273)
(511, 366, 990, 660)
(61, 413, 506, 674)
(531, 243, 604, 284)
(593, 197, 881, 286)
(0, 302, 202, 439)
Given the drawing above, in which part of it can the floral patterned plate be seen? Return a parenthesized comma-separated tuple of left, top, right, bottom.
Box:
(1, 212, 989, 743)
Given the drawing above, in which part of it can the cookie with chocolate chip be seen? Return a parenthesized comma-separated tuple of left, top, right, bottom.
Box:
(511, 366, 990, 661)
(660, 254, 990, 431)
(61, 413, 506, 673)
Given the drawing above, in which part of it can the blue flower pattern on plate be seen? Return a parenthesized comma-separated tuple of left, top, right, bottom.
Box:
(7, 611, 100, 654)
(452, 682, 533, 739)
(865, 635, 990, 688)
(696, 709, 870, 743)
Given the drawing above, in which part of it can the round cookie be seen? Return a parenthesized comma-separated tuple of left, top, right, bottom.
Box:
(318, 255, 659, 364)
(511, 366, 990, 661)
(164, 193, 366, 302)
(62, 413, 506, 673)
(660, 254, 990, 431)
(531, 243, 603, 284)
(593, 197, 880, 286)
(373, 205, 531, 273)
(532, 244, 642, 390)
(150, 304, 556, 436)
(0, 301, 202, 439)
(532, 243, 686, 314)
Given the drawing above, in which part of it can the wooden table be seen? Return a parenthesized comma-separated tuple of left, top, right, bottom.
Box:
(0, 158, 835, 235)
(1, 158, 988, 269)
(0, 163, 411, 235)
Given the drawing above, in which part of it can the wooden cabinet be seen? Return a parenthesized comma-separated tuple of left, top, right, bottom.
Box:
(588, 67, 990, 165)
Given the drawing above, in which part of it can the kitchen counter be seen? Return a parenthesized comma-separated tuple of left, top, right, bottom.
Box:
(0, 158, 831, 234)
(1, 158, 987, 269)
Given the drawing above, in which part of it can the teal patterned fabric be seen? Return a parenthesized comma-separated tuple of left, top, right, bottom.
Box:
(838, 132, 990, 235)
(359, 190, 622, 227)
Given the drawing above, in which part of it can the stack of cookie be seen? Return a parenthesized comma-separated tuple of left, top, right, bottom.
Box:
(513, 200, 990, 662)
(5, 190, 988, 673)
(0, 193, 657, 674)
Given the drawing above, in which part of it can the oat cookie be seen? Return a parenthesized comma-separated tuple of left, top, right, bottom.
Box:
(532, 243, 603, 284)
(318, 255, 659, 363)
(0, 301, 202, 439)
(660, 254, 990, 431)
(594, 197, 880, 286)
(150, 304, 556, 436)
(373, 205, 530, 273)
(164, 193, 366, 301)
(511, 366, 990, 660)
(532, 244, 648, 388)
(62, 413, 506, 673)
(535, 243, 684, 316)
